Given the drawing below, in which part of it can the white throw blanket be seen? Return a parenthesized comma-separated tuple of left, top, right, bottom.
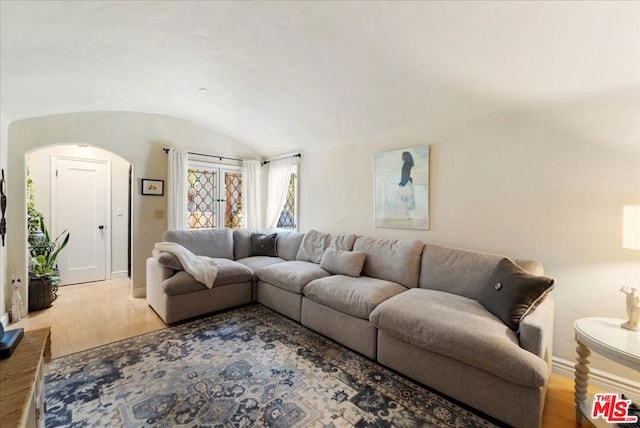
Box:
(153, 242, 219, 289)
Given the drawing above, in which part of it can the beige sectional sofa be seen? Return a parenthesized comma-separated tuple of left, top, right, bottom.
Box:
(147, 228, 554, 428)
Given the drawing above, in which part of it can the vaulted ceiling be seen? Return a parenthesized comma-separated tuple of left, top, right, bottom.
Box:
(1, 1, 638, 156)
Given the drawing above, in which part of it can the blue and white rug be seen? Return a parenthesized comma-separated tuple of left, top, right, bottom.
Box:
(45, 304, 497, 427)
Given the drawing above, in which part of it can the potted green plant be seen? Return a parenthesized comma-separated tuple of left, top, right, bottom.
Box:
(26, 167, 46, 246)
(28, 217, 70, 311)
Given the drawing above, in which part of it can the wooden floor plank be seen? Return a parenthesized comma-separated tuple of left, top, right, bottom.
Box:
(10, 279, 165, 358)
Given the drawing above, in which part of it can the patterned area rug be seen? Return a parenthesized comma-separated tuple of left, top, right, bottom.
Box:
(45, 304, 498, 427)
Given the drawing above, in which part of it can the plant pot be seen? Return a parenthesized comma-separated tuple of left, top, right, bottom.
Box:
(28, 230, 46, 247)
(28, 275, 58, 312)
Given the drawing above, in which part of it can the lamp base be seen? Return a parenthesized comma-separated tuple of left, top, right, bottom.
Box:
(621, 321, 639, 332)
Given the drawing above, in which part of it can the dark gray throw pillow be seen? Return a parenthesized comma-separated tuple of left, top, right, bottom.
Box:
(250, 233, 277, 257)
(478, 258, 554, 332)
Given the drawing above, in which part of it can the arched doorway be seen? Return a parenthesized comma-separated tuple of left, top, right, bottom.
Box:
(27, 144, 133, 287)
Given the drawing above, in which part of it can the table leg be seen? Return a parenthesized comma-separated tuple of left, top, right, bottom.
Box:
(574, 340, 590, 426)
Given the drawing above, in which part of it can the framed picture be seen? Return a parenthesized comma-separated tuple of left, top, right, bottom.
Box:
(374, 145, 429, 230)
(141, 179, 164, 196)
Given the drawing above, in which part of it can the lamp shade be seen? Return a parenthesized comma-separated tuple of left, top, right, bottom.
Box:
(623, 205, 640, 250)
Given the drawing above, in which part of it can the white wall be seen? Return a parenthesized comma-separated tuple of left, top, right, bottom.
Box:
(0, 111, 8, 327)
(7, 111, 262, 300)
(299, 98, 640, 382)
(27, 145, 130, 277)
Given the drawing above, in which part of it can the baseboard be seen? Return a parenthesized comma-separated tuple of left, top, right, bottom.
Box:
(553, 356, 640, 397)
(111, 271, 129, 280)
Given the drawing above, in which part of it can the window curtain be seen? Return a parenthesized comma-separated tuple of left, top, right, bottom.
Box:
(265, 157, 294, 229)
(241, 159, 262, 231)
(167, 148, 188, 230)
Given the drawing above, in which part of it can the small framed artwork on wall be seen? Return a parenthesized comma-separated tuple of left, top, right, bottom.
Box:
(374, 145, 429, 230)
(141, 179, 164, 196)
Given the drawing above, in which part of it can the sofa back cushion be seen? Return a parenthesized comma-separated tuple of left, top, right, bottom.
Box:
(162, 228, 234, 259)
(296, 230, 357, 264)
(233, 229, 253, 260)
(276, 231, 305, 261)
(419, 243, 543, 300)
(513, 259, 544, 276)
(353, 236, 424, 288)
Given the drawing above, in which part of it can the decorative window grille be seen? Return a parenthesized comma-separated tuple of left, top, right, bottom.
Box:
(187, 165, 243, 230)
(187, 168, 217, 229)
(277, 172, 297, 229)
(224, 172, 243, 228)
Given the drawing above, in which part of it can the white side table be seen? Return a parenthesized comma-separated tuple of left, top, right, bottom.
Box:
(574, 317, 640, 426)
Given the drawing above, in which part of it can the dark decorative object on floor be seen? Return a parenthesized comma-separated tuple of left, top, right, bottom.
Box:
(46, 304, 498, 427)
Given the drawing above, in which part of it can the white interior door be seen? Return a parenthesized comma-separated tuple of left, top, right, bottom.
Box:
(53, 157, 109, 285)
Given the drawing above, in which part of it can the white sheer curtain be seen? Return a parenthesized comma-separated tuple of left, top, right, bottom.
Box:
(167, 148, 188, 230)
(241, 159, 262, 231)
(265, 156, 294, 229)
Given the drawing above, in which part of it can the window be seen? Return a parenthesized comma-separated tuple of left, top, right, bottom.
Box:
(277, 169, 298, 230)
(187, 162, 243, 229)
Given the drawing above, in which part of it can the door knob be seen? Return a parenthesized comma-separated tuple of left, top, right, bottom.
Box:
(98, 225, 104, 230)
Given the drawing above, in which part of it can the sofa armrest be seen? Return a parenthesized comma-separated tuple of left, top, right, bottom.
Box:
(519, 296, 554, 371)
(146, 257, 173, 300)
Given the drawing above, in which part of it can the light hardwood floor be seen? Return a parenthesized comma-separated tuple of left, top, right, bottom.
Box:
(11, 279, 166, 358)
(10, 279, 590, 427)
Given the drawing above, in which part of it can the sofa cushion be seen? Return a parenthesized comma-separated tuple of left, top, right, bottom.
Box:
(353, 237, 424, 288)
(276, 231, 305, 261)
(478, 258, 555, 332)
(419, 244, 506, 299)
(163, 271, 205, 295)
(233, 229, 253, 260)
(163, 229, 233, 259)
(236, 256, 286, 273)
(370, 288, 549, 387)
(162, 259, 254, 295)
(515, 259, 544, 276)
(419, 244, 544, 300)
(236, 230, 300, 260)
(257, 260, 330, 293)
(304, 275, 406, 320)
(320, 248, 366, 277)
(250, 233, 277, 256)
(295, 230, 357, 263)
